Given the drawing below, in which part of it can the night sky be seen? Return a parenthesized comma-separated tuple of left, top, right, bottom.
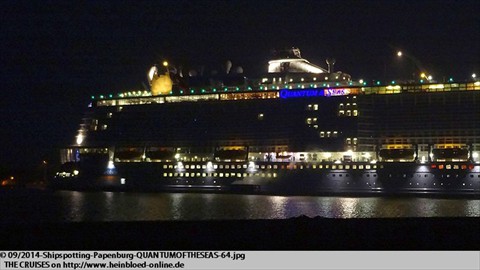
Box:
(1, 0, 478, 175)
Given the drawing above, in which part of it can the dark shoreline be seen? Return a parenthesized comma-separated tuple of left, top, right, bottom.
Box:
(1, 217, 479, 250)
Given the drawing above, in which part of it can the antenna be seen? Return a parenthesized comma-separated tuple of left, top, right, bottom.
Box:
(326, 58, 336, 73)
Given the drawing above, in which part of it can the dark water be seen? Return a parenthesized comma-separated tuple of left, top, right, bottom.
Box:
(1, 190, 479, 223)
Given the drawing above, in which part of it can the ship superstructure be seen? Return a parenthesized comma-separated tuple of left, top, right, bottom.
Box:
(53, 48, 480, 195)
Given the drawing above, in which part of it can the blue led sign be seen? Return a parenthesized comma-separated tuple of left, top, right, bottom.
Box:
(279, 88, 351, 99)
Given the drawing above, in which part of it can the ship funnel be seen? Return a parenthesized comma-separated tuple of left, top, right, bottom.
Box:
(326, 58, 336, 73)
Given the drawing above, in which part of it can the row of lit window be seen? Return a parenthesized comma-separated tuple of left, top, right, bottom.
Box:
(163, 172, 278, 178)
(160, 163, 379, 170)
(338, 109, 358, 117)
(306, 118, 317, 125)
(432, 164, 472, 170)
(306, 104, 319, 111)
(320, 131, 339, 138)
(262, 76, 346, 84)
(338, 103, 357, 109)
(93, 82, 479, 103)
(346, 138, 358, 145)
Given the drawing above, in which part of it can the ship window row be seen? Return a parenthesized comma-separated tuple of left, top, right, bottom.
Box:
(97, 97, 166, 107)
(320, 131, 339, 138)
(76, 148, 109, 154)
(306, 118, 318, 125)
(159, 163, 378, 170)
(262, 76, 346, 84)
(94, 82, 479, 107)
(163, 172, 278, 178)
(306, 104, 319, 111)
(220, 92, 279, 100)
(346, 138, 358, 145)
(338, 103, 357, 109)
(338, 109, 358, 117)
(361, 82, 480, 95)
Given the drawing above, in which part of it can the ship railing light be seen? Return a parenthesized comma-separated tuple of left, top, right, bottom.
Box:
(247, 161, 256, 172)
(107, 161, 115, 170)
(177, 162, 184, 172)
(76, 134, 85, 145)
(206, 161, 214, 172)
(334, 160, 342, 164)
(370, 160, 377, 164)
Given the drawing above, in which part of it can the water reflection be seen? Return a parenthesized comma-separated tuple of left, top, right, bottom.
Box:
(2, 191, 479, 223)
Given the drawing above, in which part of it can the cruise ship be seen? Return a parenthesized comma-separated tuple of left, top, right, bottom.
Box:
(51, 48, 480, 196)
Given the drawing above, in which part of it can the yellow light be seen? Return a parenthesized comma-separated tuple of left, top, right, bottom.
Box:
(386, 85, 401, 90)
(420, 73, 426, 78)
(397, 51, 402, 57)
(428, 84, 444, 89)
(162, 61, 168, 67)
(76, 134, 84, 145)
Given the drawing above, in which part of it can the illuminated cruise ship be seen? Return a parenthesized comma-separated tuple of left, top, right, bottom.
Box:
(52, 48, 480, 195)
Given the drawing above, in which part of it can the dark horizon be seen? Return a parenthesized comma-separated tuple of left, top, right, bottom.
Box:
(1, 0, 479, 175)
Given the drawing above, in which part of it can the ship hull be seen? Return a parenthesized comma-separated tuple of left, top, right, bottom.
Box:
(50, 161, 480, 197)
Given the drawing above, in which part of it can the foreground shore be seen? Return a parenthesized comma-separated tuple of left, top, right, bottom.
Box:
(1, 216, 478, 250)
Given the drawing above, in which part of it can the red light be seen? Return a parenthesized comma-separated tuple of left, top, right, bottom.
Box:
(438, 164, 444, 170)
(431, 164, 437, 169)
(468, 164, 474, 170)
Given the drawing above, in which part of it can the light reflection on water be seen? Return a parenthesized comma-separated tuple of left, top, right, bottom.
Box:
(53, 191, 480, 222)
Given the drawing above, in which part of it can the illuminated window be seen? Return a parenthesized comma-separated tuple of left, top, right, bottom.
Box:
(333, 131, 338, 137)
(307, 104, 312, 110)
(107, 112, 113, 118)
(338, 110, 345, 116)
(306, 118, 312, 125)
(346, 138, 352, 145)
(346, 110, 351, 116)
(258, 113, 264, 120)
(320, 131, 325, 138)
(327, 131, 331, 137)
(101, 124, 108, 130)
(339, 103, 344, 109)
(353, 110, 358, 116)
(313, 104, 318, 110)
(353, 138, 358, 145)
